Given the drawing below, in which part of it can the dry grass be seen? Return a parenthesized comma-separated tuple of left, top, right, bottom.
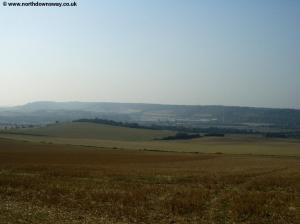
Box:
(0, 138, 299, 223)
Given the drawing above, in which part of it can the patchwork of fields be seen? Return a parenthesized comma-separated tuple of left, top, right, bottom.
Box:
(4, 122, 175, 141)
(1, 133, 300, 156)
(2, 122, 300, 157)
(0, 138, 299, 224)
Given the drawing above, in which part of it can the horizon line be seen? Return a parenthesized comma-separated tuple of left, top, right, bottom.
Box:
(1, 100, 300, 111)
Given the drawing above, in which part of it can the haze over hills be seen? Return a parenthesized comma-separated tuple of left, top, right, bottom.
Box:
(1, 101, 300, 132)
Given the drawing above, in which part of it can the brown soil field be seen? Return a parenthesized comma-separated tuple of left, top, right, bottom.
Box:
(0, 138, 299, 223)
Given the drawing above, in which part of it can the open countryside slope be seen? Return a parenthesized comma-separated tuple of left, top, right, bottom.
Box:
(6, 122, 175, 141)
(1, 133, 300, 156)
(0, 138, 299, 224)
(2, 122, 300, 156)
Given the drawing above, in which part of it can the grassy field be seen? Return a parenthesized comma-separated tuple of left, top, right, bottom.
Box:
(5, 122, 175, 141)
(2, 122, 300, 156)
(0, 138, 299, 224)
(1, 132, 300, 156)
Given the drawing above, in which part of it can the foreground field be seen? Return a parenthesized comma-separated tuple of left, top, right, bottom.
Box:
(0, 138, 299, 224)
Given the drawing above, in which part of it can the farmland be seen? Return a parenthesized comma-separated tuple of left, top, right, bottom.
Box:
(0, 138, 299, 223)
(1, 133, 300, 156)
(3, 122, 175, 141)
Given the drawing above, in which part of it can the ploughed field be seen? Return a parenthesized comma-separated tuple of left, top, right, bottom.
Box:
(0, 138, 299, 224)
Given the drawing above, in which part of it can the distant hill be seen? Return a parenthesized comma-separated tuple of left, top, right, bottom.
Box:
(1, 101, 300, 132)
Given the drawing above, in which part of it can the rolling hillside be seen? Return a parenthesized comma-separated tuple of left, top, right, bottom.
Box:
(1, 101, 300, 131)
(7, 122, 176, 141)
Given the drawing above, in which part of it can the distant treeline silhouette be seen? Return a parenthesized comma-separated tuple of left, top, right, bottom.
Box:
(265, 132, 300, 139)
(73, 118, 300, 139)
(74, 118, 254, 135)
(75, 118, 141, 128)
(160, 133, 201, 140)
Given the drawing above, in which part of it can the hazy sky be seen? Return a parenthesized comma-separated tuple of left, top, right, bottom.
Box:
(1, 0, 299, 108)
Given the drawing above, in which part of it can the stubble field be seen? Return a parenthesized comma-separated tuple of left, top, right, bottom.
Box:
(0, 138, 299, 224)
